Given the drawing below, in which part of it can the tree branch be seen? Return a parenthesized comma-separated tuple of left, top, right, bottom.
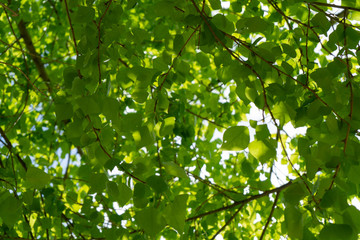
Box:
(186, 181, 292, 222)
(0, 127, 27, 171)
(186, 109, 225, 129)
(310, 2, 360, 12)
(17, 20, 52, 93)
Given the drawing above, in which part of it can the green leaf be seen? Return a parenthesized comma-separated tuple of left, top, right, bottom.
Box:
(157, 91, 169, 112)
(0, 192, 22, 227)
(133, 183, 151, 208)
(209, 0, 221, 9)
(163, 162, 187, 178)
(77, 96, 101, 115)
(311, 12, 331, 35)
(74, 6, 95, 23)
(285, 205, 303, 239)
(146, 175, 168, 194)
(160, 117, 176, 136)
(133, 125, 155, 148)
(135, 207, 166, 238)
(55, 103, 73, 121)
(63, 67, 78, 89)
(320, 188, 348, 210)
(107, 181, 120, 198)
(163, 194, 188, 233)
(342, 206, 360, 234)
(71, 77, 85, 96)
(319, 224, 353, 240)
(283, 182, 307, 204)
(238, 17, 271, 33)
(220, 126, 250, 151)
(117, 182, 132, 207)
(255, 124, 270, 140)
(281, 44, 297, 58)
(89, 173, 108, 193)
(241, 160, 255, 178)
(211, 14, 234, 33)
(196, 52, 210, 67)
(26, 167, 51, 189)
(173, 34, 184, 53)
(248, 139, 276, 164)
(101, 97, 120, 121)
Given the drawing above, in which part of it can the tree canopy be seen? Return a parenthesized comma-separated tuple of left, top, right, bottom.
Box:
(1, 0, 360, 239)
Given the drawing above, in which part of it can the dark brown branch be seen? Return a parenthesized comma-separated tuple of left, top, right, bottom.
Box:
(118, 57, 129, 68)
(0, 3, 18, 16)
(267, 0, 292, 30)
(0, 127, 27, 171)
(259, 192, 279, 240)
(186, 181, 292, 222)
(17, 20, 52, 93)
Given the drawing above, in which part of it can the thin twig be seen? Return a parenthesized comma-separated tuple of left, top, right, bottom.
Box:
(0, 127, 27, 171)
(259, 192, 280, 240)
(306, 4, 310, 85)
(64, 0, 79, 58)
(0, 3, 18, 16)
(211, 204, 244, 240)
(310, 2, 360, 12)
(0, 61, 49, 97)
(86, 116, 146, 183)
(186, 109, 225, 129)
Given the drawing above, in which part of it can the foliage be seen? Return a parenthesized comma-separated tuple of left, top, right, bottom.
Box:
(1, 0, 360, 239)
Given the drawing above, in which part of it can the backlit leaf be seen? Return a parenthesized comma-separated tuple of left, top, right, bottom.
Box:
(163, 162, 187, 178)
(221, 126, 250, 151)
(248, 139, 276, 163)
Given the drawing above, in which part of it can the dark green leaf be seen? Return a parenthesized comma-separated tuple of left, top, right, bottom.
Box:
(135, 207, 166, 237)
(26, 167, 51, 189)
(146, 175, 168, 194)
(163, 194, 188, 233)
(319, 224, 353, 240)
